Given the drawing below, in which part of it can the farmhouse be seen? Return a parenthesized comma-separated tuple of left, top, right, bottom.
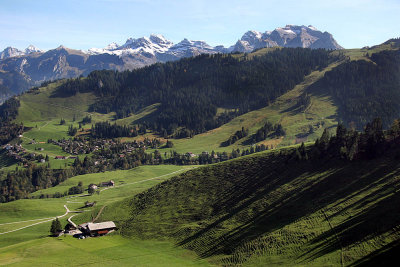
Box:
(79, 221, 116, 236)
(100, 180, 115, 187)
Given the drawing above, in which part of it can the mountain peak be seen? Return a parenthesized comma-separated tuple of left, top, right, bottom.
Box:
(233, 24, 343, 52)
(149, 34, 172, 46)
(104, 42, 119, 50)
(0, 47, 25, 59)
(25, 45, 42, 54)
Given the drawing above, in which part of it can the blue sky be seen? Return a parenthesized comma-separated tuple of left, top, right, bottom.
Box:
(1, 0, 399, 51)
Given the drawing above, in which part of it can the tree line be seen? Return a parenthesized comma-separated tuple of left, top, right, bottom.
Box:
(0, 97, 24, 145)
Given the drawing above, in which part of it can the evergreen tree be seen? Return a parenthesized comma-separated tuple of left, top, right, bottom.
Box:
(50, 218, 62, 235)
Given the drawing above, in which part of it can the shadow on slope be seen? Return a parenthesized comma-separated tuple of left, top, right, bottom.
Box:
(94, 151, 400, 265)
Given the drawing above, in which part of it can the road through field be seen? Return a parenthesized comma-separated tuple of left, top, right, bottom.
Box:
(0, 205, 70, 235)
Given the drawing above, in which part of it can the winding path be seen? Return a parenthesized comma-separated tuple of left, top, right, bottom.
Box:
(0, 205, 70, 235)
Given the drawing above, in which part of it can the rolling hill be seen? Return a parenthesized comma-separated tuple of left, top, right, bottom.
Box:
(80, 144, 400, 266)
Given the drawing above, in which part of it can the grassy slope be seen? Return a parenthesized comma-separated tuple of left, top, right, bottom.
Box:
(0, 165, 209, 266)
(168, 61, 341, 153)
(88, 150, 400, 266)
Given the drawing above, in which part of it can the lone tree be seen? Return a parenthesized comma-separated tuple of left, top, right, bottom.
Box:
(50, 218, 62, 236)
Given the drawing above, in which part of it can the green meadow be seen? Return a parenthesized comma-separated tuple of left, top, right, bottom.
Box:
(0, 165, 208, 266)
(84, 150, 400, 266)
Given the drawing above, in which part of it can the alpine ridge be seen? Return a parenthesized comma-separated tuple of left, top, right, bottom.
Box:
(0, 25, 342, 101)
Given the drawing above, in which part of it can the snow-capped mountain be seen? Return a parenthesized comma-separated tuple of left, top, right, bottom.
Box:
(231, 25, 342, 53)
(0, 25, 343, 98)
(0, 45, 43, 59)
(24, 45, 43, 54)
(1, 25, 342, 62)
(83, 25, 341, 59)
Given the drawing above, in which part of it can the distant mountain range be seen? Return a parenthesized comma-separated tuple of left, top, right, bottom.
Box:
(0, 25, 342, 101)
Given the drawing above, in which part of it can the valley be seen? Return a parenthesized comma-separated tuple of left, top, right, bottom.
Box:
(0, 34, 400, 266)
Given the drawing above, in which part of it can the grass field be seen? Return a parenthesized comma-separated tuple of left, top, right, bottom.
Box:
(0, 165, 208, 266)
(82, 150, 400, 266)
(0, 235, 211, 266)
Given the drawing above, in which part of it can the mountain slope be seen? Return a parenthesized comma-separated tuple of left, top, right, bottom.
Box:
(0, 25, 342, 97)
(87, 146, 400, 266)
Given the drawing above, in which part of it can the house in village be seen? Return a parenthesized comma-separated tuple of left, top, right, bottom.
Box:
(100, 180, 115, 187)
(79, 221, 116, 236)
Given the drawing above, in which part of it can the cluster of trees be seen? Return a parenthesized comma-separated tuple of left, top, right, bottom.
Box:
(68, 181, 83, 195)
(248, 121, 285, 144)
(81, 115, 92, 125)
(165, 144, 270, 165)
(313, 50, 400, 128)
(0, 164, 74, 202)
(54, 48, 336, 135)
(67, 124, 77, 136)
(0, 97, 23, 145)
(221, 127, 248, 147)
(91, 122, 138, 138)
(291, 118, 400, 162)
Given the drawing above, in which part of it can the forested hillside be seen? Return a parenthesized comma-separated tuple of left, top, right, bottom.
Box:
(312, 49, 400, 128)
(55, 48, 336, 135)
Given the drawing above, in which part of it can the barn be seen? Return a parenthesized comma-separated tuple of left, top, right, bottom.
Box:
(79, 221, 116, 236)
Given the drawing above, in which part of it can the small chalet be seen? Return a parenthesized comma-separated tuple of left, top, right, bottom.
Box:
(100, 180, 115, 187)
(79, 221, 116, 236)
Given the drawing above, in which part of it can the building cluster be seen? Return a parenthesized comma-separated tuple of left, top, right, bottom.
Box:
(2, 143, 31, 164)
(48, 138, 161, 156)
(48, 139, 98, 155)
